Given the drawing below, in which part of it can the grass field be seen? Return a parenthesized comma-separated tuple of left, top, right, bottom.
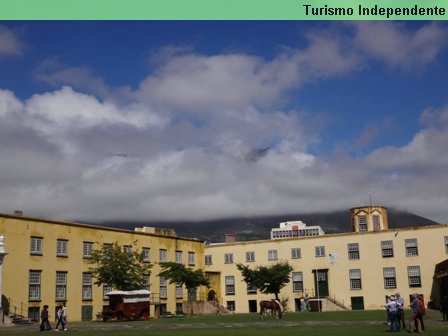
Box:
(3, 309, 448, 335)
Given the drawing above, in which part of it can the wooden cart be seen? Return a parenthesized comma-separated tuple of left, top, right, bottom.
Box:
(102, 290, 150, 321)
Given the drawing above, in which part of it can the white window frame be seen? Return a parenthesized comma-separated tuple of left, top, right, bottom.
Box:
(358, 216, 367, 231)
(159, 249, 167, 263)
(291, 248, 301, 259)
(82, 272, 93, 300)
(83, 241, 93, 259)
(315, 246, 326, 257)
(381, 240, 394, 258)
(205, 255, 212, 265)
(349, 269, 362, 290)
(292, 272, 304, 292)
(56, 271, 67, 300)
(383, 267, 396, 289)
(348, 243, 360, 260)
(225, 276, 235, 295)
(175, 250, 183, 263)
(405, 239, 418, 257)
(103, 283, 112, 299)
(57, 239, 68, 257)
(123, 245, 132, 254)
(30, 237, 43, 255)
(29, 271, 41, 300)
(268, 250, 278, 261)
(246, 251, 255, 262)
(408, 266, 421, 287)
(142, 247, 150, 262)
(159, 277, 167, 299)
(188, 252, 195, 265)
(224, 253, 234, 264)
(176, 282, 183, 299)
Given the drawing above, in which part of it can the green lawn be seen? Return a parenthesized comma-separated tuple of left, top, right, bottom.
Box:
(3, 309, 448, 336)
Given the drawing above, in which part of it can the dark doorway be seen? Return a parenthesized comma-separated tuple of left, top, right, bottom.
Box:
(313, 269, 329, 297)
(248, 300, 257, 313)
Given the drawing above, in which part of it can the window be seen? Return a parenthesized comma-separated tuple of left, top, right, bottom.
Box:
(405, 239, 418, 256)
(226, 301, 235, 311)
(359, 216, 367, 231)
(159, 249, 167, 262)
(225, 276, 235, 295)
(348, 243, 360, 260)
(292, 272, 304, 292)
(103, 284, 112, 299)
(142, 247, 150, 262)
(123, 245, 132, 254)
(383, 267, 396, 289)
(408, 266, 421, 287)
(224, 253, 234, 264)
(160, 277, 167, 299)
(56, 239, 68, 257)
(381, 240, 394, 258)
(56, 272, 67, 300)
(30, 237, 43, 255)
(315, 246, 326, 257)
(246, 251, 255, 262)
(268, 250, 278, 261)
(205, 255, 212, 265)
(188, 252, 195, 265)
(83, 242, 93, 258)
(445, 236, 448, 254)
(291, 248, 301, 259)
(349, 269, 362, 290)
(143, 275, 150, 289)
(82, 273, 92, 300)
(373, 215, 381, 231)
(247, 283, 257, 294)
(176, 282, 183, 299)
(29, 271, 41, 300)
(175, 250, 183, 263)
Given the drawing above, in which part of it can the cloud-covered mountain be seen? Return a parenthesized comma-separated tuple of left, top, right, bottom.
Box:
(98, 207, 439, 243)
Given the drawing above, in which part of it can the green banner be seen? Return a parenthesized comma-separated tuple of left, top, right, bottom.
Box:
(0, 0, 447, 20)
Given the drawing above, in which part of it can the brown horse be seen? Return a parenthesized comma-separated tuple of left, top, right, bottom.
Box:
(259, 300, 284, 319)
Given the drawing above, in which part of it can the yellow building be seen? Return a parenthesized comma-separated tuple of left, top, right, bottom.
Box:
(1, 205, 448, 322)
(0, 213, 205, 322)
(204, 206, 448, 313)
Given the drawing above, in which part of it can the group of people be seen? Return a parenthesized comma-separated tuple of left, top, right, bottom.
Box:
(39, 302, 68, 332)
(384, 292, 425, 333)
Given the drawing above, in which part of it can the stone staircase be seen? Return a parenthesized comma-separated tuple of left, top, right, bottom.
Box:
(321, 297, 349, 311)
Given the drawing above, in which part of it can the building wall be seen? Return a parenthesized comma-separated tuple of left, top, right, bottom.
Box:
(0, 215, 204, 322)
(204, 224, 448, 312)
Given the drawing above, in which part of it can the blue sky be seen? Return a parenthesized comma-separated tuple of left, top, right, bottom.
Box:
(1, 21, 448, 223)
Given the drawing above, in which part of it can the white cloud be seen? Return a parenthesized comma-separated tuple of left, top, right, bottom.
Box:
(350, 21, 448, 68)
(1, 22, 448, 223)
(0, 25, 24, 56)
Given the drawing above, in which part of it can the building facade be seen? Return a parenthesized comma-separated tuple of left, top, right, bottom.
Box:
(0, 214, 205, 322)
(204, 206, 448, 313)
(1, 206, 448, 321)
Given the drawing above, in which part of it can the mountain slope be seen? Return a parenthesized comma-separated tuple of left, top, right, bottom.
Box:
(98, 208, 439, 243)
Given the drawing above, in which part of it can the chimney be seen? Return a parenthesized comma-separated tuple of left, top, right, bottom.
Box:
(224, 233, 236, 243)
(13, 210, 23, 216)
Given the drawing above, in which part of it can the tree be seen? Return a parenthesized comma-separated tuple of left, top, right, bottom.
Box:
(158, 262, 209, 315)
(88, 242, 152, 291)
(237, 261, 293, 300)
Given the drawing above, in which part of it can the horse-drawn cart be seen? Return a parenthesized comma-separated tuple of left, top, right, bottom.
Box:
(102, 290, 150, 322)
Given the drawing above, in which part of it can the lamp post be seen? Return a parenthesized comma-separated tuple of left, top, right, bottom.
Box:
(0, 235, 7, 314)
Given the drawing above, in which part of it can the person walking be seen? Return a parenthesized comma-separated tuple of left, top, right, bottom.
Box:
(408, 293, 420, 333)
(39, 305, 51, 331)
(55, 302, 67, 331)
(416, 295, 425, 332)
(385, 295, 401, 332)
(396, 292, 406, 330)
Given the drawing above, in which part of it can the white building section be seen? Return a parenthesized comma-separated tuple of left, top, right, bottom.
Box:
(271, 220, 325, 239)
